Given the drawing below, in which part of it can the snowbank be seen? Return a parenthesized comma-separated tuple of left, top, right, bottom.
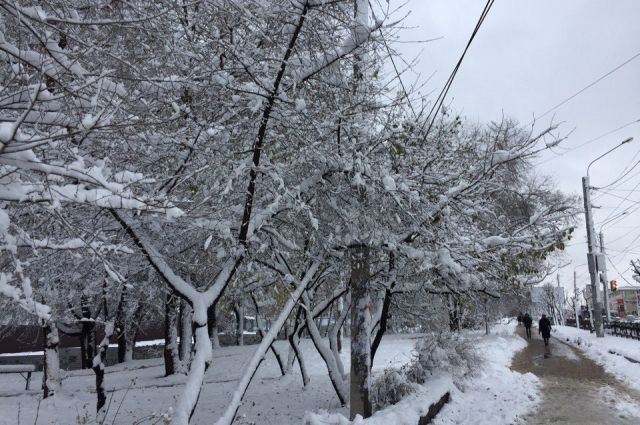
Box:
(431, 322, 540, 425)
(553, 326, 640, 391)
(304, 376, 453, 425)
(304, 321, 540, 425)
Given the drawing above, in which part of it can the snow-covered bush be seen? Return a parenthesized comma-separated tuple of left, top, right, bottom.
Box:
(371, 332, 478, 410)
(371, 368, 420, 411)
(405, 332, 479, 387)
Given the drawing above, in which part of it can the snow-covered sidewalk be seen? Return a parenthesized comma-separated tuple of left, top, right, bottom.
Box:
(553, 325, 640, 392)
(431, 322, 539, 425)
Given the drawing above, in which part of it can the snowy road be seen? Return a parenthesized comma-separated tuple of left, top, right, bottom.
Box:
(511, 327, 640, 425)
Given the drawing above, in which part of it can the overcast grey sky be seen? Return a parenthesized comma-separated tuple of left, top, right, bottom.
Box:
(393, 0, 640, 295)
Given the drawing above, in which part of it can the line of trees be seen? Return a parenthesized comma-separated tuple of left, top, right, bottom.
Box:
(0, 1, 577, 424)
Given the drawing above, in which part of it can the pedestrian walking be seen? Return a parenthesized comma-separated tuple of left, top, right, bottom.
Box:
(523, 313, 532, 338)
(517, 313, 523, 326)
(539, 314, 552, 346)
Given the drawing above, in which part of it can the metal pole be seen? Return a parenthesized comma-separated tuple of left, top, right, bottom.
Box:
(582, 175, 604, 337)
(574, 271, 579, 329)
(600, 231, 610, 325)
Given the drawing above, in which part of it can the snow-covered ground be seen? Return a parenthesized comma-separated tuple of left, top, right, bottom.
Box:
(553, 325, 640, 392)
(0, 325, 539, 425)
(0, 335, 417, 425)
(432, 322, 540, 425)
(305, 321, 540, 425)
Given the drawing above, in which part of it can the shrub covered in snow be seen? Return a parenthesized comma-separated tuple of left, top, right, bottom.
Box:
(371, 368, 420, 410)
(371, 332, 478, 410)
(405, 332, 478, 386)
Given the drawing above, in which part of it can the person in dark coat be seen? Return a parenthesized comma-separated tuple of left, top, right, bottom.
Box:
(517, 313, 523, 326)
(539, 314, 552, 346)
(522, 313, 533, 338)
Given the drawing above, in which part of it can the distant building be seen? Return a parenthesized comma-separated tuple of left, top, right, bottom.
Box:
(609, 286, 640, 317)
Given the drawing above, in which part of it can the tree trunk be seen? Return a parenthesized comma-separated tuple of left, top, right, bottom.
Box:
(233, 301, 244, 346)
(80, 295, 94, 369)
(179, 299, 193, 367)
(370, 288, 391, 363)
(115, 285, 128, 363)
(287, 307, 310, 386)
(336, 296, 344, 353)
(207, 302, 221, 349)
(303, 293, 347, 404)
(330, 292, 350, 376)
(349, 244, 372, 419)
(42, 321, 61, 398)
(251, 292, 286, 376)
(164, 292, 181, 376)
(212, 260, 320, 425)
(93, 322, 113, 415)
(124, 304, 144, 362)
(447, 294, 460, 332)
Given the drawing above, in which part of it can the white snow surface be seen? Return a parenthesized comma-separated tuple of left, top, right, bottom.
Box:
(0, 325, 540, 425)
(553, 325, 640, 391)
(305, 321, 540, 425)
(431, 322, 540, 425)
(0, 335, 417, 425)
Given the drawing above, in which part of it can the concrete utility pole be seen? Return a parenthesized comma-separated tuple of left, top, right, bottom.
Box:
(574, 271, 579, 329)
(599, 232, 610, 323)
(582, 175, 604, 337)
(582, 137, 633, 337)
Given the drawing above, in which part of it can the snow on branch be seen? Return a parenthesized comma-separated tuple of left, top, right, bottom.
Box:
(292, 18, 388, 84)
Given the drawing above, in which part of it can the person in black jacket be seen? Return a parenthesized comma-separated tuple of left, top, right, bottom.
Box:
(522, 313, 533, 338)
(539, 314, 552, 346)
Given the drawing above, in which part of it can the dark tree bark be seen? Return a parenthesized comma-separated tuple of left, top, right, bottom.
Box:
(349, 244, 372, 419)
(164, 292, 180, 376)
(207, 301, 221, 349)
(115, 285, 128, 363)
(80, 294, 95, 369)
(371, 252, 396, 362)
(250, 292, 286, 376)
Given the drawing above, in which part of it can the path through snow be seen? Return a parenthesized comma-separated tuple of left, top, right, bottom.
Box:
(511, 326, 640, 425)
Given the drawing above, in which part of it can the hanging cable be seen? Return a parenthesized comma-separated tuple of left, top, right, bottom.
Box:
(421, 0, 495, 139)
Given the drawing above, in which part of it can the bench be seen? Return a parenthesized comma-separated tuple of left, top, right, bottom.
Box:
(0, 364, 36, 389)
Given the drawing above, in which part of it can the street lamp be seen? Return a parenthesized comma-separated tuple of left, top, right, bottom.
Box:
(582, 136, 634, 338)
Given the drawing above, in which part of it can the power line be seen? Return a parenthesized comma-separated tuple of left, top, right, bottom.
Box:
(536, 117, 640, 166)
(421, 0, 495, 139)
(535, 51, 640, 123)
(606, 254, 636, 286)
(594, 154, 640, 191)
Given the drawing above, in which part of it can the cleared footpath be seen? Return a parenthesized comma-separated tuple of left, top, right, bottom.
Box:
(511, 326, 640, 425)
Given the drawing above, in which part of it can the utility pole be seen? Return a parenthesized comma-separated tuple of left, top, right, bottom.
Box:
(599, 231, 610, 324)
(582, 175, 604, 337)
(574, 271, 579, 329)
(556, 273, 564, 325)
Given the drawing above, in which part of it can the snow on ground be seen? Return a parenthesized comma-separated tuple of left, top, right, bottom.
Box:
(0, 334, 418, 425)
(553, 325, 640, 392)
(0, 325, 541, 425)
(305, 320, 540, 425)
(431, 322, 540, 425)
(598, 385, 640, 419)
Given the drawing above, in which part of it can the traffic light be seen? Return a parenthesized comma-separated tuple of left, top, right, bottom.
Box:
(610, 280, 618, 292)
